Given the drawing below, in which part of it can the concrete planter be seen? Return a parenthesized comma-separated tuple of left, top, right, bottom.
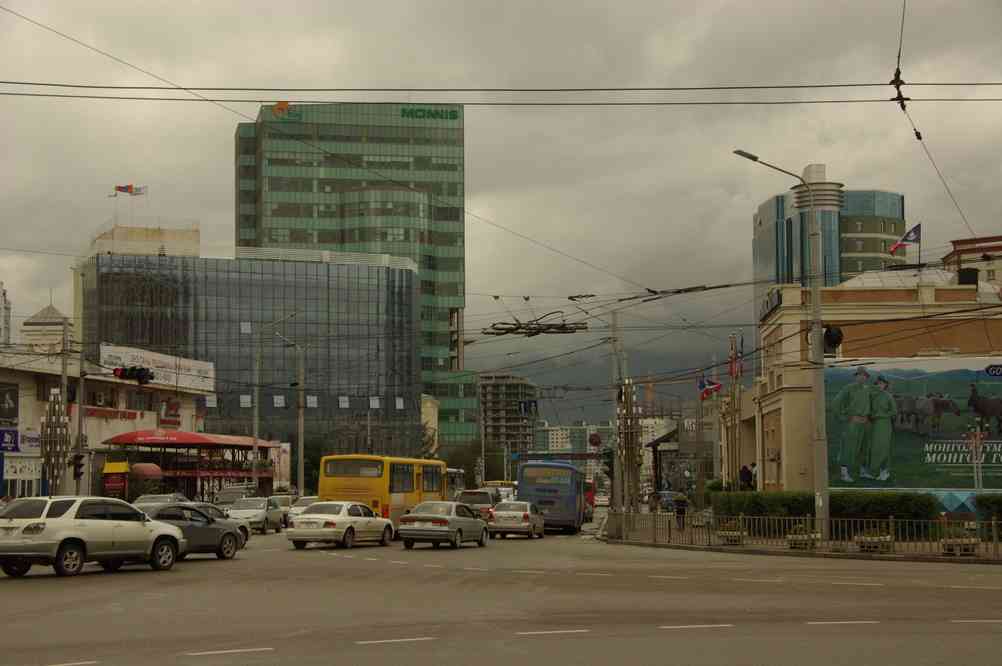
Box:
(855, 535, 894, 554)
(941, 537, 979, 556)
(786, 533, 821, 550)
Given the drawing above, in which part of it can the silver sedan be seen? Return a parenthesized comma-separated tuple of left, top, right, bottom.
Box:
(397, 501, 489, 550)
(488, 501, 545, 539)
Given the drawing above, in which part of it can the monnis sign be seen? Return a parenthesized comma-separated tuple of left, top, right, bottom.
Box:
(401, 108, 459, 120)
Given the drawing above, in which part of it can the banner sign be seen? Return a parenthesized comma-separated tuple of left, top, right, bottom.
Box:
(100, 344, 214, 393)
(826, 357, 1002, 490)
(0, 383, 18, 426)
(0, 429, 18, 453)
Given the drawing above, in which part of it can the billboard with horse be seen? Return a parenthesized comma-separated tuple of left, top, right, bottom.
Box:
(826, 357, 1002, 490)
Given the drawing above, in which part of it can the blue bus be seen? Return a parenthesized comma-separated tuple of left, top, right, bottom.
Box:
(517, 461, 584, 533)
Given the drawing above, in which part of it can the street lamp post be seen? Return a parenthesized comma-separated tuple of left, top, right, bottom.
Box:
(734, 150, 829, 537)
(253, 312, 298, 493)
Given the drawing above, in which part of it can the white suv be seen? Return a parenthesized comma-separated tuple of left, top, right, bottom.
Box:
(0, 496, 187, 577)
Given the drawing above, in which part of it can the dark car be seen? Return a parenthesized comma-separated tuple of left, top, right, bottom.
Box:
(189, 502, 250, 548)
(143, 503, 243, 560)
(455, 490, 497, 521)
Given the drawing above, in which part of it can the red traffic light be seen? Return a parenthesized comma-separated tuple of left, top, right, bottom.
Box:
(113, 367, 128, 379)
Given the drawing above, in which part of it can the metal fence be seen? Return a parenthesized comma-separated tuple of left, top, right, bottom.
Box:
(606, 511, 1002, 560)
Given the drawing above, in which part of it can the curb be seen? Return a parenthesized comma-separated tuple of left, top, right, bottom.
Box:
(605, 539, 1002, 565)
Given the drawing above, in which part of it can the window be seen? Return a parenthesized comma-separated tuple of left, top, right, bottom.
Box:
(185, 509, 209, 524)
(324, 459, 383, 477)
(359, 505, 375, 518)
(989, 270, 997, 281)
(201, 505, 225, 519)
(127, 391, 154, 411)
(348, 505, 363, 517)
(1, 499, 48, 519)
(456, 505, 476, 518)
(857, 260, 864, 272)
(46, 499, 76, 518)
(855, 221, 863, 232)
(268, 499, 279, 510)
(390, 463, 415, 493)
(855, 240, 864, 251)
(107, 502, 144, 522)
(422, 465, 442, 492)
(157, 507, 185, 521)
(75, 501, 109, 520)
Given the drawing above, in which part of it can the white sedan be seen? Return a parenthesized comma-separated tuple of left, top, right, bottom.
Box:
(287, 501, 393, 550)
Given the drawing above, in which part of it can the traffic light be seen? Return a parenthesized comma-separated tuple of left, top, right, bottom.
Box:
(70, 453, 85, 480)
(112, 366, 155, 385)
(600, 447, 615, 480)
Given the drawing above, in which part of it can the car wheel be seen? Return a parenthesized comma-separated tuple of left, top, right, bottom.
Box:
(451, 530, 462, 549)
(432, 542, 441, 549)
(150, 538, 178, 571)
(489, 531, 497, 540)
(478, 529, 488, 547)
(293, 541, 307, 550)
(54, 542, 85, 577)
(239, 527, 249, 546)
(217, 533, 238, 560)
(100, 560, 124, 573)
(380, 526, 392, 547)
(342, 528, 354, 550)
(1, 561, 31, 578)
(538, 528, 545, 539)
(403, 539, 415, 550)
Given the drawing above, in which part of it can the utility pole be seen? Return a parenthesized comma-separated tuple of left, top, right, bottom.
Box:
(610, 311, 629, 513)
(297, 344, 305, 495)
(74, 307, 86, 496)
(252, 312, 297, 494)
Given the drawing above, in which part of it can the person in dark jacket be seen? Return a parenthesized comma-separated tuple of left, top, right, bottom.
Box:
(674, 495, 688, 529)
(739, 465, 753, 490)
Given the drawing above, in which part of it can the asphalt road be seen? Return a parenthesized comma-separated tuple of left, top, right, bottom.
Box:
(5, 519, 1002, 666)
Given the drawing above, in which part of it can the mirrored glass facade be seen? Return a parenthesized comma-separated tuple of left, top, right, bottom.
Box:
(235, 103, 477, 459)
(79, 254, 421, 457)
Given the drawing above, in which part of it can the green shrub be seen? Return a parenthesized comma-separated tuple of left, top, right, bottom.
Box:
(710, 491, 812, 517)
(711, 490, 937, 520)
(975, 494, 1002, 520)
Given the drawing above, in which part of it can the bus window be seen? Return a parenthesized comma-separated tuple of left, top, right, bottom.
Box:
(325, 459, 383, 477)
(422, 465, 442, 492)
(390, 463, 415, 493)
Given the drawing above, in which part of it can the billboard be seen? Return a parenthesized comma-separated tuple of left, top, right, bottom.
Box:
(826, 357, 1002, 490)
(0, 383, 18, 426)
(100, 344, 214, 393)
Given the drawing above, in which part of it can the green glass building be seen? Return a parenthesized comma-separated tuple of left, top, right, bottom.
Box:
(235, 103, 476, 460)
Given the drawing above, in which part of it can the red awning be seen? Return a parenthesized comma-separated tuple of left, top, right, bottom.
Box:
(104, 430, 281, 449)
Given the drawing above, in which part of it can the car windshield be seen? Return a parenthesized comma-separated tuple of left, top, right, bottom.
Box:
(411, 502, 453, 516)
(231, 498, 266, 510)
(457, 492, 492, 505)
(0, 498, 48, 519)
(495, 502, 527, 512)
(302, 503, 342, 515)
(135, 495, 173, 503)
(272, 496, 292, 507)
(293, 497, 318, 508)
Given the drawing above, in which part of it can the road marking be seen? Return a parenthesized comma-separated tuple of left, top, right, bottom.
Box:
(364, 557, 379, 561)
(830, 582, 884, 587)
(463, 566, 488, 572)
(659, 624, 733, 630)
(946, 585, 1002, 591)
(649, 575, 690, 580)
(257, 549, 280, 552)
(424, 564, 444, 568)
(515, 629, 590, 636)
(185, 647, 275, 657)
(732, 578, 783, 583)
(356, 637, 437, 645)
(47, 661, 99, 666)
(950, 619, 1002, 624)
(342, 555, 354, 559)
(806, 621, 880, 626)
(513, 570, 545, 574)
(577, 572, 612, 577)
(389, 560, 408, 565)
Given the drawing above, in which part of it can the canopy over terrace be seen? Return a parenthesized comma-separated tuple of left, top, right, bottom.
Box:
(104, 430, 281, 501)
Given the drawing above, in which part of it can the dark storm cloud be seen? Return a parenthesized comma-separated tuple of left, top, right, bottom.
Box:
(2, 1, 1000, 391)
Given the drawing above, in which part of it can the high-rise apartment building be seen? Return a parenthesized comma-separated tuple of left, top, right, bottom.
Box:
(0, 281, 12, 345)
(752, 164, 907, 318)
(478, 374, 537, 481)
(235, 103, 474, 458)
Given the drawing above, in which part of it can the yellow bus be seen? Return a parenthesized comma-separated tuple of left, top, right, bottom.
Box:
(318, 455, 448, 528)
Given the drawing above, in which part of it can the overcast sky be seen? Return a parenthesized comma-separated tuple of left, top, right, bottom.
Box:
(3, 1, 1000, 420)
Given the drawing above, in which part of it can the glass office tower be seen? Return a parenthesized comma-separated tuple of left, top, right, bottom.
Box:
(235, 103, 476, 461)
(79, 253, 421, 459)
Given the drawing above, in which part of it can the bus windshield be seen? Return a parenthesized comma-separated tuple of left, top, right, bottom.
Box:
(324, 459, 383, 477)
(522, 467, 572, 485)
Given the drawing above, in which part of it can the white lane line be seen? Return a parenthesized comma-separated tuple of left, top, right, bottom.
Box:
(577, 572, 612, 577)
(732, 578, 783, 583)
(365, 557, 379, 561)
(513, 570, 546, 574)
(342, 555, 354, 559)
(649, 575, 690, 580)
(515, 629, 590, 636)
(806, 621, 880, 626)
(659, 624, 733, 630)
(950, 619, 1002, 624)
(389, 560, 409, 565)
(830, 582, 884, 587)
(356, 637, 437, 645)
(185, 647, 276, 657)
(424, 564, 444, 568)
(946, 585, 1002, 591)
(46, 661, 100, 666)
(463, 566, 488, 572)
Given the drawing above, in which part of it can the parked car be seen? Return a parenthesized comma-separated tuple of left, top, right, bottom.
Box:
(133, 493, 190, 508)
(488, 501, 545, 539)
(455, 490, 496, 521)
(0, 496, 185, 577)
(398, 501, 489, 550)
(288, 496, 319, 521)
(189, 502, 250, 547)
(287, 501, 393, 550)
(226, 497, 283, 534)
(269, 495, 295, 527)
(143, 504, 243, 560)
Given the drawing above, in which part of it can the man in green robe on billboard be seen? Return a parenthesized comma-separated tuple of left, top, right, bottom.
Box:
(869, 376, 897, 482)
(832, 367, 873, 483)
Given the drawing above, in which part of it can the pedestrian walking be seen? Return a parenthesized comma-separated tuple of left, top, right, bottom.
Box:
(750, 462, 758, 489)
(675, 495, 687, 530)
